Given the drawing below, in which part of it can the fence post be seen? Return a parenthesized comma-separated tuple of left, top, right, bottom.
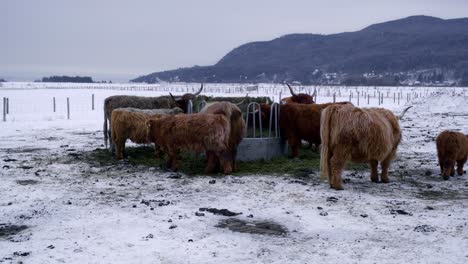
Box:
(53, 97, 56, 112)
(333, 93, 336, 103)
(2, 97, 6, 122)
(92, 94, 95, 110)
(357, 92, 360, 106)
(67, 97, 70, 120)
(6, 98, 9, 114)
(367, 94, 370, 105)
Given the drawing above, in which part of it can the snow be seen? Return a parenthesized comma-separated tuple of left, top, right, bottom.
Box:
(1, 82, 467, 263)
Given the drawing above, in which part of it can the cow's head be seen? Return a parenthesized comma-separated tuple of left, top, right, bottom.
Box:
(284, 83, 315, 104)
(253, 98, 272, 126)
(170, 83, 204, 113)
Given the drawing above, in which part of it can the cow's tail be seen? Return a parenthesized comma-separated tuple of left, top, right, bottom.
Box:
(320, 106, 334, 181)
(103, 107, 108, 149)
(398, 106, 413, 120)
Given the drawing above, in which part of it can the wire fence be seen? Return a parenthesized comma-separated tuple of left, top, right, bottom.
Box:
(1, 83, 467, 123)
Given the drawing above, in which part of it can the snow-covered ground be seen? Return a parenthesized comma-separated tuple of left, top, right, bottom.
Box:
(1, 83, 467, 263)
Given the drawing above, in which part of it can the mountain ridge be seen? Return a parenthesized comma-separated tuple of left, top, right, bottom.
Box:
(132, 15, 468, 86)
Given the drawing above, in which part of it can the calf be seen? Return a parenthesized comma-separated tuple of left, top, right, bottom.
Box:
(436, 130, 468, 180)
(146, 114, 232, 174)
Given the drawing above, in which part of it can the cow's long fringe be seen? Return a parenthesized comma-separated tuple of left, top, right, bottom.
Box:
(320, 106, 333, 181)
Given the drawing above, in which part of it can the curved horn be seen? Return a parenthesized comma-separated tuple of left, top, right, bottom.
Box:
(286, 83, 297, 96)
(398, 106, 413, 120)
(311, 89, 317, 98)
(169, 93, 177, 103)
(193, 83, 203, 96)
(235, 99, 245, 106)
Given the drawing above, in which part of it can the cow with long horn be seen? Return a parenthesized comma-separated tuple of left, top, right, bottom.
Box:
(282, 83, 316, 104)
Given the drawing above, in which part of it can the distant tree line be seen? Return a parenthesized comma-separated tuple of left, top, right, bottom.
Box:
(0, 78, 6, 82)
(42, 76, 94, 83)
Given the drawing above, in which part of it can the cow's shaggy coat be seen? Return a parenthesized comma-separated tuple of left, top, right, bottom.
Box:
(199, 102, 246, 173)
(279, 102, 352, 157)
(110, 107, 183, 159)
(146, 114, 232, 174)
(436, 130, 468, 180)
(103, 84, 203, 149)
(320, 104, 408, 190)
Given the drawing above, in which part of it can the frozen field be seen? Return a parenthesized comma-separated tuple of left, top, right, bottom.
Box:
(1, 82, 467, 264)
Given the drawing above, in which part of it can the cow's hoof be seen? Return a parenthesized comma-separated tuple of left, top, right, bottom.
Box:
(204, 169, 215, 175)
(381, 179, 390, 183)
(331, 185, 344, 191)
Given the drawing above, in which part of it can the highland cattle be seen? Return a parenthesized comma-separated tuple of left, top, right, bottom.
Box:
(436, 130, 468, 180)
(146, 114, 232, 174)
(199, 102, 246, 172)
(103, 84, 203, 149)
(110, 107, 183, 159)
(279, 102, 352, 158)
(281, 83, 316, 104)
(320, 105, 412, 190)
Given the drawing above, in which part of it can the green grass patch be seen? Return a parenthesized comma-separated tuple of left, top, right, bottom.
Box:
(85, 145, 367, 176)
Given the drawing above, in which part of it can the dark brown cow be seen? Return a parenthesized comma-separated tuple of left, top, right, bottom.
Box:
(281, 84, 316, 104)
(110, 107, 183, 159)
(254, 84, 315, 140)
(320, 104, 411, 190)
(146, 114, 232, 174)
(199, 102, 246, 172)
(103, 84, 203, 149)
(436, 130, 468, 180)
(279, 102, 353, 158)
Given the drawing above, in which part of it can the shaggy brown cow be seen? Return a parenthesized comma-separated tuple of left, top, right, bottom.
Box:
(281, 84, 316, 104)
(199, 102, 246, 172)
(436, 130, 468, 180)
(320, 104, 412, 190)
(146, 114, 232, 174)
(111, 107, 183, 159)
(103, 83, 203, 149)
(280, 102, 353, 158)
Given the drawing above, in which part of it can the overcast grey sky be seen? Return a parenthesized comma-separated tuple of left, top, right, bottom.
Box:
(1, 0, 467, 82)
